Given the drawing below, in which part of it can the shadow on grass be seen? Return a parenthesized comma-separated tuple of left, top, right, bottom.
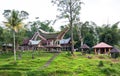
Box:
(0, 52, 13, 60)
(0, 71, 22, 76)
(26, 70, 73, 76)
(0, 62, 31, 71)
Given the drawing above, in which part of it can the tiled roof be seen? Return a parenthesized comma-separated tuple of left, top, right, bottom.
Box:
(93, 42, 112, 48)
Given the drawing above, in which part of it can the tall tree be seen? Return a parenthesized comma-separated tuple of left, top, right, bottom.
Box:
(51, 0, 82, 54)
(99, 22, 120, 46)
(75, 21, 98, 47)
(0, 26, 4, 48)
(3, 10, 29, 61)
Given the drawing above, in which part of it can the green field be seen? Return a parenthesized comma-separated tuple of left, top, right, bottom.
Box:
(0, 50, 120, 76)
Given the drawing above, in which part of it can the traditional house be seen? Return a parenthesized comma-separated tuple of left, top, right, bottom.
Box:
(59, 38, 71, 51)
(30, 27, 69, 52)
(93, 42, 113, 54)
(80, 44, 90, 50)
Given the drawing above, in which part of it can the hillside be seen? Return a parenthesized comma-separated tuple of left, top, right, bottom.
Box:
(0, 51, 120, 76)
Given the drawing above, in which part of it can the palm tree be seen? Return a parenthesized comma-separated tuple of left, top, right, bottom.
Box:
(3, 10, 29, 61)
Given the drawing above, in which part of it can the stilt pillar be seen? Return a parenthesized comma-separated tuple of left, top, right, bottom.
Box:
(108, 48, 111, 54)
(104, 48, 106, 54)
(94, 48, 97, 54)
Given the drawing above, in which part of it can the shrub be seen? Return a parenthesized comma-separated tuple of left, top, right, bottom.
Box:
(101, 67, 116, 76)
(66, 52, 72, 56)
(98, 61, 104, 67)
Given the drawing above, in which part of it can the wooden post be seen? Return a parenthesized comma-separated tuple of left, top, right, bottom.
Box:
(104, 48, 106, 54)
(98, 48, 100, 54)
(94, 48, 97, 54)
(108, 48, 111, 54)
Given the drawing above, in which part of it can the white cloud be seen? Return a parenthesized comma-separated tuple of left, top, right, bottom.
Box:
(0, 0, 120, 30)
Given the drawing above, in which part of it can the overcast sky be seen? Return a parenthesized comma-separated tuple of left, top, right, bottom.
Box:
(0, 0, 120, 30)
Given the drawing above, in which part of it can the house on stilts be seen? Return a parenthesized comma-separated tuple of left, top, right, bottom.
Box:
(28, 27, 69, 52)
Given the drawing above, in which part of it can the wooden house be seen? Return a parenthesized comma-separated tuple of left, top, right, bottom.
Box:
(29, 27, 69, 52)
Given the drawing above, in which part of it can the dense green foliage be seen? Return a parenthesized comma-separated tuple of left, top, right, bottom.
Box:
(61, 21, 120, 49)
(98, 22, 120, 46)
(0, 51, 120, 76)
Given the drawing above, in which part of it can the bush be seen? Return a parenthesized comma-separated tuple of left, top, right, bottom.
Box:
(98, 61, 104, 67)
(111, 53, 119, 59)
(66, 52, 72, 56)
(101, 67, 116, 76)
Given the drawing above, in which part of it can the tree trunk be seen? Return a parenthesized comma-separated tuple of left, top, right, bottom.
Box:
(70, 0, 74, 54)
(76, 24, 84, 47)
(13, 31, 16, 61)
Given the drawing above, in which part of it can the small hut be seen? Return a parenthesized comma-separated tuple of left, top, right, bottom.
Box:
(80, 44, 90, 54)
(110, 48, 120, 58)
(93, 42, 113, 54)
(80, 44, 90, 49)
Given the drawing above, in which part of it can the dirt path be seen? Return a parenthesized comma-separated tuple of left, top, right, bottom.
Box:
(39, 53, 59, 70)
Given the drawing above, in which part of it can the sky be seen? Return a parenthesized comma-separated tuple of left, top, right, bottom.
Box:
(0, 0, 120, 30)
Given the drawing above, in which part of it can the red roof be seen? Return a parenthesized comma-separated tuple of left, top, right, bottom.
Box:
(93, 42, 112, 48)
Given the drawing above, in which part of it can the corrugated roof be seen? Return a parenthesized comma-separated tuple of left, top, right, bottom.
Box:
(29, 40, 41, 45)
(93, 42, 112, 48)
(60, 38, 71, 44)
(2, 43, 12, 47)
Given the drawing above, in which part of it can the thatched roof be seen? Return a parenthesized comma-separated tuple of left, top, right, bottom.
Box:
(2, 43, 12, 47)
(38, 27, 69, 40)
(93, 42, 112, 48)
(110, 48, 120, 53)
(80, 44, 90, 49)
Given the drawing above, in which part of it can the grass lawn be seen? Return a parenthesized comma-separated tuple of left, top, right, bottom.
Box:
(0, 50, 120, 76)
